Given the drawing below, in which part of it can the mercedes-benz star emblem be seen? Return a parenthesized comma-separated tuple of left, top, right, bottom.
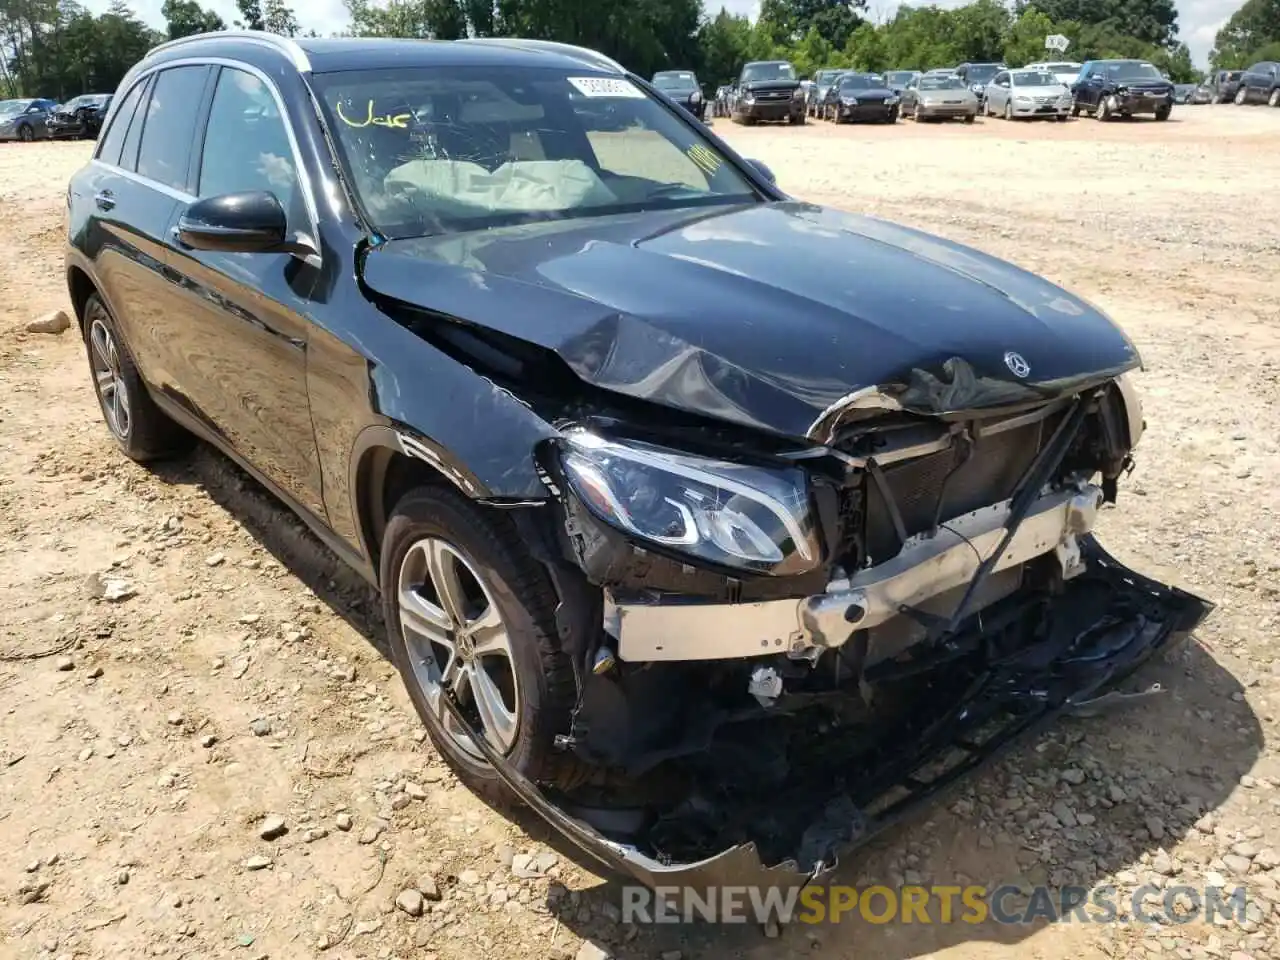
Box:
(1004, 351, 1031, 378)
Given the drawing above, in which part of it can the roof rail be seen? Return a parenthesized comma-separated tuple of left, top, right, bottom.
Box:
(457, 38, 625, 75)
(144, 30, 311, 71)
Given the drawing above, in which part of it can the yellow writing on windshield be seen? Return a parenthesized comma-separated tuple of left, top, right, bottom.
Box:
(336, 99, 411, 130)
(687, 143, 722, 177)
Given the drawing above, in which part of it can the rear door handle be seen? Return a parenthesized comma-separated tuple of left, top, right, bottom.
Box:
(94, 190, 115, 211)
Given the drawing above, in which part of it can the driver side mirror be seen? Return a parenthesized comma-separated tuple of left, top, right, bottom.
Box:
(177, 191, 290, 254)
(746, 158, 776, 184)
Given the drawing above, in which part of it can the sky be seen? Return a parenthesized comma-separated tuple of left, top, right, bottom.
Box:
(82, 0, 1224, 68)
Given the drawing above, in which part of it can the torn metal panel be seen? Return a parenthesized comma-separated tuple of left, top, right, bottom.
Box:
(442, 538, 1211, 890)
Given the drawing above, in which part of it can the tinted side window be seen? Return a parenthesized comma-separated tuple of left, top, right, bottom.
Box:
(119, 76, 153, 173)
(197, 67, 297, 215)
(97, 80, 145, 167)
(137, 66, 210, 191)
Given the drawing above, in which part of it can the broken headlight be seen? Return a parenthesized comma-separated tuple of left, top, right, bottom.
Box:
(559, 431, 820, 576)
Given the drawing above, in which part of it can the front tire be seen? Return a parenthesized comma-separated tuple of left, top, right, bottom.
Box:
(381, 486, 583, 801)
(1269, 88, 1280, 107)
(17, 124, 33, 142)
(82, 294, 193, 461)
(1235, 87, 1248, 105)
(1096, 96, 1112, 121)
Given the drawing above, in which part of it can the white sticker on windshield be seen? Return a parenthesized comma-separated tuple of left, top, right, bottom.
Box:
(568, 77, 644, 99)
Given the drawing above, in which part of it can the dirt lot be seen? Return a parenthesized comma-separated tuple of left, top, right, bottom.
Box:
(2, 105, 1279, 960)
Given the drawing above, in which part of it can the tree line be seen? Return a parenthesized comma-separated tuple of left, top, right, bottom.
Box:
(3, 0, 1277, 102)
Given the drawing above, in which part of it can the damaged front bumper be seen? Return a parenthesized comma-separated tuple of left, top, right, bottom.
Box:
(445, 537, 1211, 892)
(608, 483, 1104, 663)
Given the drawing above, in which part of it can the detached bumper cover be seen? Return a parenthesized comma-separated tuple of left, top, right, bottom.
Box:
(446, 537, 1211, 891)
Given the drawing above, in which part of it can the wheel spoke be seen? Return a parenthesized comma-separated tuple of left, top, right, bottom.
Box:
(467, 605, 510, 658)
(398, 582, 452, 643)
(115, 381, 130, 432)
(95, 368, 114, 389)
(465, 663, 517, 749)
(425, 541, 469, 628)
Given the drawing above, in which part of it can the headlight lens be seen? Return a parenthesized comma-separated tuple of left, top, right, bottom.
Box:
(691, 90, 702, 102)
(559, 431, 819, 575)
(1014, 96, 1031, 102)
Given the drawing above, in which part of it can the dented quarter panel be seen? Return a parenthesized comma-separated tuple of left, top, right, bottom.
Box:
(361, 201, 1141, 440)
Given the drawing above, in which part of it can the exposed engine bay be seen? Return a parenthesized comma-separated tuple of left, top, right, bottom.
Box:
(448, 377, 1211, 887)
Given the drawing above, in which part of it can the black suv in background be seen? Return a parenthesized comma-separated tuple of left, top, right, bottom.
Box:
(48, 93, 113, 139)
(731, 59, 805, 124)
(66, 31, 1207, 891)
(1236, 61, 1280, 106)
(650, 69, 706, 120)
(1072, 59, 1174, 120)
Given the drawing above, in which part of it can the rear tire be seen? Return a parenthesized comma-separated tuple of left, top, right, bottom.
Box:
(81, 294, 193, 462)
(381, 486, 586, 802)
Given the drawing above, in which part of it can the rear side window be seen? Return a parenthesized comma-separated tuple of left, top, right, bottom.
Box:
(96, 80, 145, 167)
(198, 67, 298, 216)
(118, 76, 153, 172)
(136, 66, 210, 191)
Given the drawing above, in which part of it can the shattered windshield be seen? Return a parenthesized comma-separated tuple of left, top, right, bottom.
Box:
(313, 66, 758, 239)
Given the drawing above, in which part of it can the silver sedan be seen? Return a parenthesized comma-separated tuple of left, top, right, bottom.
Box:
(902, 75, 978, 122)
(984, 69, 1072, 121)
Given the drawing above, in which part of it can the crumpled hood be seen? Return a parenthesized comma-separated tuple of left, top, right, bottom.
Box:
(362, 201, 1139, 439)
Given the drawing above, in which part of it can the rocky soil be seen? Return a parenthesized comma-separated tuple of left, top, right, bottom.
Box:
(2, 105, 1279, 960)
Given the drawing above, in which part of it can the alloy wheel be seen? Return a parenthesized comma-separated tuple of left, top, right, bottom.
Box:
(18, 125, 33, 142)
(397, 537, 520, 761)
(1270, 89, 1280, 107)
(89, 317, 131, 440)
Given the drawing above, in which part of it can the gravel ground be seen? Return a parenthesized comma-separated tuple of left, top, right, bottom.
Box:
(1, 105, 1279, 960)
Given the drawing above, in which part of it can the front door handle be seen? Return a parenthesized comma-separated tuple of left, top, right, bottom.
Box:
(94, 190, 115, 211)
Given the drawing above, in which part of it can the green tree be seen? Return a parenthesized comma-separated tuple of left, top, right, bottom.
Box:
(235, 0, 264, 30)
(1212, 0, 1280, 67)
(262, 0, 298, 35)
(161, 0, 225, 39)
(698, 7, 752, 84)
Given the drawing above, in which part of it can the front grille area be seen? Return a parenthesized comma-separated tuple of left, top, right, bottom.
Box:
(855, 419, 1048, 566)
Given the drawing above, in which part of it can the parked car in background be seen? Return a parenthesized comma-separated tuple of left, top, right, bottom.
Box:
(65, 30, 1207, 893)
(1235, 61, 1280, 106)
(1173, 83, 1196, 103)
(1208, 69, 1244, 103)
(984, 69, 1071, 121)
(819, 72, 899, 123)
(1188, 82, 1214, 104)
(651, 70, 706, 120)
(0, 97, 56, 141)
(955, 62, 1005, 106)
(883, 70, 920, 94)
(808, 68, 846, 117)
(902, 73, 978, 122)
(1023, 61, 1083, 86)
(47, 93, 113, 139)
(732, 59, 805, 124)
(1072, 60, 1174, 120)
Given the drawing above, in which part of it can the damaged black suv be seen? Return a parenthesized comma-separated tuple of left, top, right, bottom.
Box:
(67, 33, 1209, 890)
